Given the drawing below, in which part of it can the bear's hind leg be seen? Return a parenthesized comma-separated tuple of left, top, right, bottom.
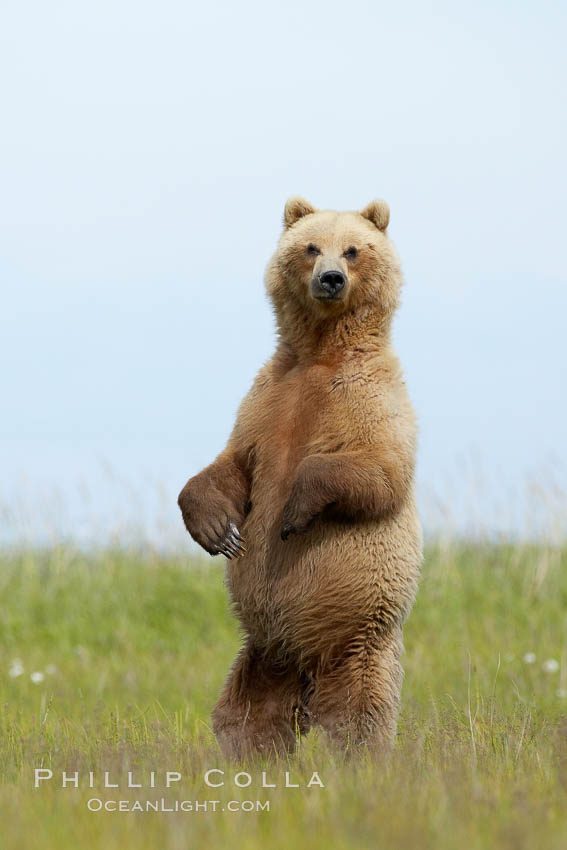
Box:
(212, 645, 309, 760)
(309, 625, 403, 756)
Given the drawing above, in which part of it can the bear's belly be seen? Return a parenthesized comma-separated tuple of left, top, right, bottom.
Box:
(225, 366, 422, 660)
(226, 497, 422, 663)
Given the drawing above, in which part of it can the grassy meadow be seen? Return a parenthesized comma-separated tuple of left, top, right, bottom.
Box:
(1, 541, 567, 849)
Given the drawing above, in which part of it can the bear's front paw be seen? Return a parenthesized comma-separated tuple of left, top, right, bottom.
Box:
(211, 521, 247, 560)
(280, 501, 312, 541)
(199, 518, 246, 559)
(280, 521, 294, 541)
(178, 484, 246, 559)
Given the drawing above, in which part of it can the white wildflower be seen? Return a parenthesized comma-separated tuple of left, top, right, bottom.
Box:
(30, 671, 45, 684)
(523, 652, 536, 664)
(542, 658, 559, 674)
(9, 659, 24, 678)
(45, 664, 57, 675)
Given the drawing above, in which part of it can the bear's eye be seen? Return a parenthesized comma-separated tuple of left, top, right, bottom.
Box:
(344, 246, 358, 261)
(306, 243, 321, 257)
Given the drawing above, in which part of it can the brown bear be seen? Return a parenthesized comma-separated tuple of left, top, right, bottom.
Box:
(178, 197, 422, 759)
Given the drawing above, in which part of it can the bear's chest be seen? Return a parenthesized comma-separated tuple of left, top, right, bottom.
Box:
(250, 366, 336, 498)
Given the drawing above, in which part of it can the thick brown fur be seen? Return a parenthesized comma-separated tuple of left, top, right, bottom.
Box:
(178, 198, 422, 759)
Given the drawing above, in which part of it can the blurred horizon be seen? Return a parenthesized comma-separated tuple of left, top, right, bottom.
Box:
(1, 0, 566, 545)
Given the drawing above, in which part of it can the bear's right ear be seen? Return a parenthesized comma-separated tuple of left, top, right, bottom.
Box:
(283, 197, 316, 229)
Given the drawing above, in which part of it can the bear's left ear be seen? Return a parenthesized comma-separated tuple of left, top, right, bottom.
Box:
(360, 200, 390, 232)
(283, 196, 316, 229)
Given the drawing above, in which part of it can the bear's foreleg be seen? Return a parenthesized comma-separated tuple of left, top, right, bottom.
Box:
(212, 645, 309, 760)
(309, 625, 403, 756)
(178, 449, 250, 558)
(280, 449, 410, 539)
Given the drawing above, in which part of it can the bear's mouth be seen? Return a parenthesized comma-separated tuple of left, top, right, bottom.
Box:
(313, 293, 345, 303)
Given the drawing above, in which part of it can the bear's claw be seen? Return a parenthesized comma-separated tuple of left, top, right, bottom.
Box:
(216, 522, 246, 559)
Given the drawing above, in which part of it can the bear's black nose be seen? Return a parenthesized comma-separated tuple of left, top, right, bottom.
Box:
(318, 270, 346, 295)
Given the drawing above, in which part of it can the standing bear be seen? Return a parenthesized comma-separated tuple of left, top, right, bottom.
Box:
(178, 197, 422, 758)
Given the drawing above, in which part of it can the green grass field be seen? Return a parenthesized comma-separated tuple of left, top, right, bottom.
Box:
(1, 542, 567, 849)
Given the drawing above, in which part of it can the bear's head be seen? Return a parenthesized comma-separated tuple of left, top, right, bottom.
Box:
(265, 198, 402, 346)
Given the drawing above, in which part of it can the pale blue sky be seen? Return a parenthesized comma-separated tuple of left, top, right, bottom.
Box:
(1, 0, 565, 543)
